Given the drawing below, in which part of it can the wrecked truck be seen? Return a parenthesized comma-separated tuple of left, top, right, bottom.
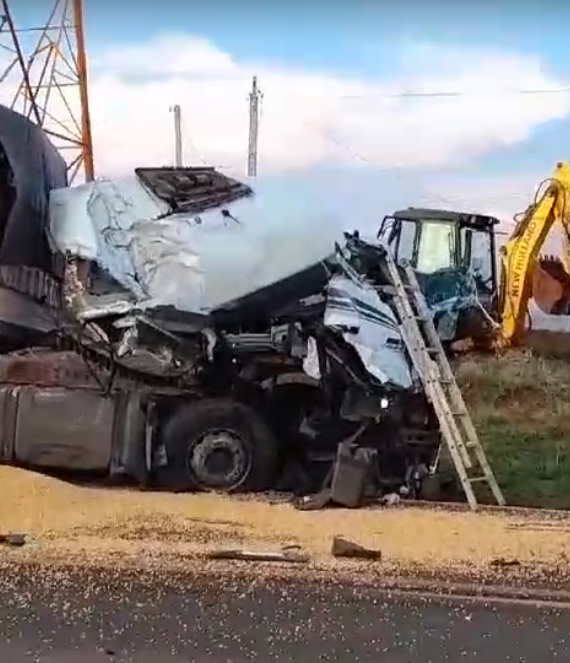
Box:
(0, 107, 441, 497)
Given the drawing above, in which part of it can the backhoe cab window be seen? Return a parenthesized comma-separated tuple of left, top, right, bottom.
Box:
(463, 224, 494, 292)
(416, 221, 456, 274)
(391, 219, 416, 263)
(387, 218, 457, 274)
(380, 213, 496, 297)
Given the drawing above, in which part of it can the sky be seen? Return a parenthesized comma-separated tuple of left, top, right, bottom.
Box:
(5, 1, 570, 234)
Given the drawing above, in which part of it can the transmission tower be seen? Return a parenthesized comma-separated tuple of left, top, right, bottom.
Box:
(0, 0, 94, 183)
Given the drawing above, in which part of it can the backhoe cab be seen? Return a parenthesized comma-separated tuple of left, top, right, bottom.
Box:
(378, 207, 500, 344)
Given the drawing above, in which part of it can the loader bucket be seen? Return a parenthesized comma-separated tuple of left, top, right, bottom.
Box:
(532, 256, 570, 315)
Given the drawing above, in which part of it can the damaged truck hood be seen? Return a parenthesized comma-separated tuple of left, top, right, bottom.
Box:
(49, 168, 343, 314)
(48, 168, 415, 390)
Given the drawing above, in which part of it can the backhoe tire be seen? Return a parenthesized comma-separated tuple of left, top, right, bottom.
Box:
(156, 398, 279, 493)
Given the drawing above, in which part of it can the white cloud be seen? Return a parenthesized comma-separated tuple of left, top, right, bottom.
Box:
(22, 33, 567, 179)
(1, 31, 569, 198)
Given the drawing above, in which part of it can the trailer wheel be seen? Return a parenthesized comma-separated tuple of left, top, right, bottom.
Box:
(157, 398, 279, 493)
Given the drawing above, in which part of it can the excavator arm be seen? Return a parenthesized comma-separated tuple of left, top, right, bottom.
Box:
(497, 161, 570, 345)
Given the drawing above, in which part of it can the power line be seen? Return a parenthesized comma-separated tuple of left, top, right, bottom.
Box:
(317, 126, 456, 207)
(339, 87, 570, 101)
(317, 126, 537, 216)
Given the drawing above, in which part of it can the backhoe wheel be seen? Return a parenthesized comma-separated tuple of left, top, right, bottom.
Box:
(157, 398, 279, 493)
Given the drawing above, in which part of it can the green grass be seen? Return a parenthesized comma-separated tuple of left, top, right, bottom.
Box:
(455, 351, 570, 508)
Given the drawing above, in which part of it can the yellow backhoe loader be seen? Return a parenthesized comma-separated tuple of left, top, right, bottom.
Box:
(378, 161, 570, 348)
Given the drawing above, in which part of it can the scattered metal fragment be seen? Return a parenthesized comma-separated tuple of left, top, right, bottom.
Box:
(295, 489, 332, 511)
(205, 548, 310, 563)
(489, 557, 521, 568)
(380, 492, 401, 507)
(329, 442, 376, 508)
(331, 536, 382, 561)
(0, 532, 26, 547)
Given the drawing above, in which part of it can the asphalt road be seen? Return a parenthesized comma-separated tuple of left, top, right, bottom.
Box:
(1, 565, 570, 662)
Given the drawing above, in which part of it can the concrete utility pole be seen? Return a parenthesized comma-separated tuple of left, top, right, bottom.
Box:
(170, 104, 183, 167)
(247, 76, 262, 176)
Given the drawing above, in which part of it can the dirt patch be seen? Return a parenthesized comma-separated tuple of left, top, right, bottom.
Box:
(456, 350, 570, 415)
(494, 384, 547, 414)
(523, 329, 570, 360)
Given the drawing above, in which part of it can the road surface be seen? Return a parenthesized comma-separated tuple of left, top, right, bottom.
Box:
(1, 563, 570, 662)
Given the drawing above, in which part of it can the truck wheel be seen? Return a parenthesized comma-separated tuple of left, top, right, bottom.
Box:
(157, 398, 279, 493)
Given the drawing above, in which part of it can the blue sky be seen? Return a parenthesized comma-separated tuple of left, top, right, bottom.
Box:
(9, 1, 570, 220)
(13, 1, 570, 77)
(82, 1, 570, 177)
(79, 2, 570, 78)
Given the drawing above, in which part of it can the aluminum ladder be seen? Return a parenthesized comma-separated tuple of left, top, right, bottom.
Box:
(381, 253, 505, 510)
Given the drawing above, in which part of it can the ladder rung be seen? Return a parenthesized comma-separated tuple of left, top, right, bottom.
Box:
(469, 476, 488, 483)
(381, 283, 417, 295)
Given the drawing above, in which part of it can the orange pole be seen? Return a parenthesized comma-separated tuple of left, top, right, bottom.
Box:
(72, 0, 94, 181)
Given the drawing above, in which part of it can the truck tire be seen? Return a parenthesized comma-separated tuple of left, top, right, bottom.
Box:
(157, 398, 279, 493)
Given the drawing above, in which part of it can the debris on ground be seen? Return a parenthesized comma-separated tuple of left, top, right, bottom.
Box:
(294, 490, 332, 511)
(4, 465, 570, 588)
(331, 536, 382, 561)
(205, 548, 310, 564)
(0, 533, 26, 547)
(380, 493, 401, 507)
(489, 557, 521, 568)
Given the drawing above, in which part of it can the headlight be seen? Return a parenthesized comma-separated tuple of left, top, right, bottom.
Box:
(380, 397, 389, 409)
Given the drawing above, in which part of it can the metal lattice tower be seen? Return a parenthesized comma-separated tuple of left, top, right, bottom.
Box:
(0, 0, 94, 183)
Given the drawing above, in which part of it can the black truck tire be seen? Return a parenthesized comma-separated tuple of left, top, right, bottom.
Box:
(156, 398, 279, 493)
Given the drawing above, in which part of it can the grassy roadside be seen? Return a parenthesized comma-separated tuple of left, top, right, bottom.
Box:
(456, 348, 570, 508)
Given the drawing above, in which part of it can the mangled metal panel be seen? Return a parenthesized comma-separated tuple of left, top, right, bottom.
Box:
(49, 168, 343, 316)
(307, 273, 414, 389)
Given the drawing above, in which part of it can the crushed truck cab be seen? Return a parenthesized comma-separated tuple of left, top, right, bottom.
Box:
(0, 105, 443, 499)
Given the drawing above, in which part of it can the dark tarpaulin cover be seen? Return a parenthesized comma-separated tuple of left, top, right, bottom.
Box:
(0, 104, 67, 273)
